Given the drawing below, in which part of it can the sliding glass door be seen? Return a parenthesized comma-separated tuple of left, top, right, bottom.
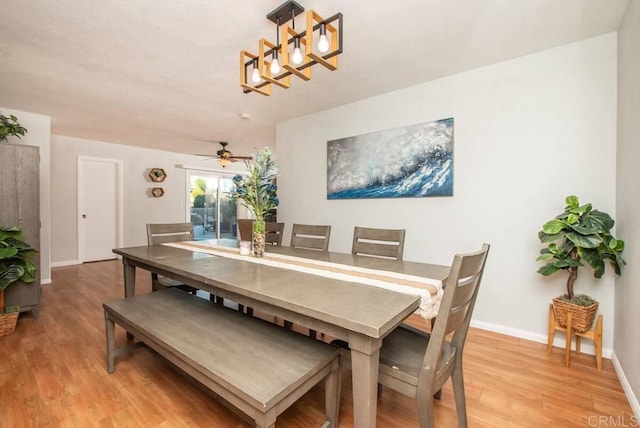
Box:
(187, 171, 237, 240)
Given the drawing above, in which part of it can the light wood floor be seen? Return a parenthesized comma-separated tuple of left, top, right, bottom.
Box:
(1, 260, 634, 427)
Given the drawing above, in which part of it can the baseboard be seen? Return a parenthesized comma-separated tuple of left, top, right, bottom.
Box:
(51, 260, 82, 268)
(611, 352, 640, 418)
(470, 319, 612, 358)
(41, 278, 52, 285)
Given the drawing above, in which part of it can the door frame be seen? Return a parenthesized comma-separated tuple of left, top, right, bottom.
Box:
(77, 156, 124, 262)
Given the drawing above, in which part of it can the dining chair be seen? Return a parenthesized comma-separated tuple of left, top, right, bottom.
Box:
(238, 220, 284, 247)
(265, 222, 285, 246)
(352, 226, 406, 260)
(243, 222, 285, 317)
(290, 224, 332, 251)
(237, 219, 253, 241)
(378, 243, 490, 428)
(285, 223, 332, 337)
(146, 223, 200, 296)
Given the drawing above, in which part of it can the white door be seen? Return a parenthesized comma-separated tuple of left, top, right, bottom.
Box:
(78, 156, 123, 262)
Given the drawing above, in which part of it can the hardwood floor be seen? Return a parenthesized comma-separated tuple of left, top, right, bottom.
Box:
(1, 260, 634, 427)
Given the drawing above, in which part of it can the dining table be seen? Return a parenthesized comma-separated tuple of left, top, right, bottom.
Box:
(112, 239, 450, 428)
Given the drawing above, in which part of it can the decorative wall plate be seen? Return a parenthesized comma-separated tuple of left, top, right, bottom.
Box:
(149, 168, 167, 182)
(151, 187, 165, 197)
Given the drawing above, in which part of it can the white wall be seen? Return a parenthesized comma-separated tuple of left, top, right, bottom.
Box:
(615, 0, 640, 416)
(50, 135, 245, 264)
(277, 34, 618, 349)
(1, 107, 52, 283)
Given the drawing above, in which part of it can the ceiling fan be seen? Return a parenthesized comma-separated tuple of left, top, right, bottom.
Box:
(197, 141, 252, 167)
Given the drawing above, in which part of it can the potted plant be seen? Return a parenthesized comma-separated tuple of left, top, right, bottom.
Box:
(0, 227, 38, 336)
(0, 112, 28, 142)
(232, 148, 278, 257)
(536, 195, 625, 332)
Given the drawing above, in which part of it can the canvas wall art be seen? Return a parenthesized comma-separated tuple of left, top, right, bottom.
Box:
(327, 118, 454, 199)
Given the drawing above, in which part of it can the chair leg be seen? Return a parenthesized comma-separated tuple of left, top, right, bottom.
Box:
(451, 364, 468, 428)
(416, 385, 436, 428)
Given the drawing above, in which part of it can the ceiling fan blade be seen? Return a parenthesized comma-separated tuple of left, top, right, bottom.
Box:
(230, 155, 253, 160)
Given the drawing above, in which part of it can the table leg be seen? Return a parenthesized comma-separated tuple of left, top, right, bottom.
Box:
(349, 336, 382, 428)
(123, 259, 136, 298)
(122, 258, 136, 341)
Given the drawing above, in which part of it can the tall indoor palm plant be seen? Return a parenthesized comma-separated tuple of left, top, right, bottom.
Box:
(232, 147, 278, 256)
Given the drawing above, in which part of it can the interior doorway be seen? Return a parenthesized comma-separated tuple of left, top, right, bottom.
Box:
(77, 156, 123, 262)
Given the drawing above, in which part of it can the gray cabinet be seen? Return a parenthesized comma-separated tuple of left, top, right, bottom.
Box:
(0, 143, 40, 318)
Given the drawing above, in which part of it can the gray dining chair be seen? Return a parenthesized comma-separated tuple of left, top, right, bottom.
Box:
(290, 224, 332, 251)
(352, 226, 406, 260)
(285, 223, 332, 338)
(237, 219, 253, 241)
(238, 220, 284, 247)
(378, 243, 490, 428)
(265, 222, 285, 246)
(242, 222, 285, 317)
(146, 223, 199, 295)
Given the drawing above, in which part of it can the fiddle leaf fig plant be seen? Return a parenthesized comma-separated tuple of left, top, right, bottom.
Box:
(0, 112, 28, 142)
(0, 227, 38, 313)
(536, 195, 625, 304)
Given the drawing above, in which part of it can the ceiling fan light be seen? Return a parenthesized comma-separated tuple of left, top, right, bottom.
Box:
(217, 158, 231, 168)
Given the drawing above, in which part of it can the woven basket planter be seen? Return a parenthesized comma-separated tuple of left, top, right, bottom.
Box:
(0, 306, 19, 337)
(552, 297, 598, 333)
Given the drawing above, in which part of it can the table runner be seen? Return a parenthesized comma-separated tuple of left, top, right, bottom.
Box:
(164, 241, 443, 319)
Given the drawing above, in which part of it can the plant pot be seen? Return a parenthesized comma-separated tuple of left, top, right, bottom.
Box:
(552, 297, 598, 333)
(0, 306, 19, 337)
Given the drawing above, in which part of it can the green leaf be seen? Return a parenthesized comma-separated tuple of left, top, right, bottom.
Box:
(538, 231, 564, 243)
(537, 264, 561, 276)
(536, 253, 554, 261)
(565, 195, 579, 209)
(542, 219, 567, 235)
(565, 231, 602, 248)
(566, 213, 579, 224)
(0, 247, 18, 259)
(0, 265, 25, 290)
(589, 210, 615, 231)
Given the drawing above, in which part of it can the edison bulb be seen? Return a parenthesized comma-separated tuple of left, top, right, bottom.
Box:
(292, 47, 303, 65)
(270, 58, 280, 74)
(318, 34, 329, 53)
(251, 67, 260, 83)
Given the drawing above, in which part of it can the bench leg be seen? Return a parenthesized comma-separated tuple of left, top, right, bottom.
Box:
(324, 358, 342, 427)
(104, 310, 116, 374)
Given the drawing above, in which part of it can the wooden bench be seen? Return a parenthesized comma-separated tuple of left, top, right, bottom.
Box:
(103, 288, 341, 428)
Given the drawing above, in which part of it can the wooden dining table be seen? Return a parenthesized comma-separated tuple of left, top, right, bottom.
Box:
(112, 239, 450, 428)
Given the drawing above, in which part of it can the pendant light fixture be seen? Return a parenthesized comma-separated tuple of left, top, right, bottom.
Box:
(240, 0, 343, 96)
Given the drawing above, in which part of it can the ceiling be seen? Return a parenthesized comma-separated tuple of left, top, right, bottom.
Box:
(0, 0, 629, 157)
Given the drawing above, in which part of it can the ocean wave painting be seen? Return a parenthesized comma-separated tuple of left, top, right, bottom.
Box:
(327, 118, 454, 199)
